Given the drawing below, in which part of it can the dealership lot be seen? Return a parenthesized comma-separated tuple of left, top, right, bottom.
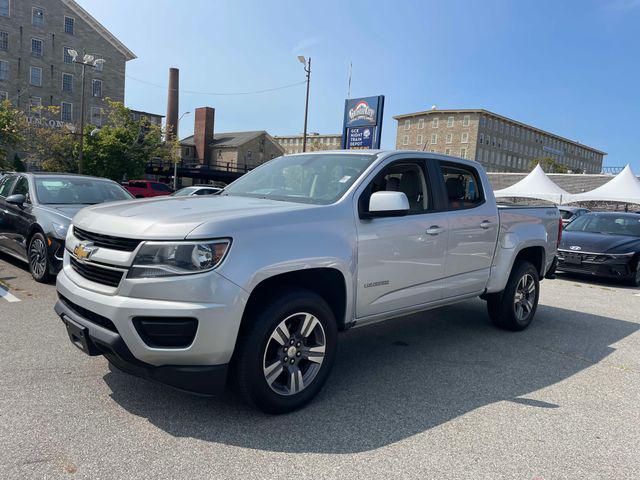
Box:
(1, 254, 639, 479)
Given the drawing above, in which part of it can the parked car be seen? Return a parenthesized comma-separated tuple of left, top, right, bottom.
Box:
(0, 173, 133, 282)
(54, 151, 560, 413)
(123, 180, 173, 198)
(557, 211, 640, 286)
(558, 206, 590, 227)
(171, 186, 222, 197)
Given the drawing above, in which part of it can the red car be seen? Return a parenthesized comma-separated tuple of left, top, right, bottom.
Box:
(123, 180, 173, 198)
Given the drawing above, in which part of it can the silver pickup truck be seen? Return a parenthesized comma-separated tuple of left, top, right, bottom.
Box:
(54, 151, 561, 413)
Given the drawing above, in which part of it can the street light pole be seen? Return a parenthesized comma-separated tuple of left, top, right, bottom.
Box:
(173, 111, 190, 190)
(298, 56, 311, 152)
(69, 51, 104, 175)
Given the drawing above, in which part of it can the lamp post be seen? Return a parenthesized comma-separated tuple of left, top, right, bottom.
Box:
(172, 111, 190, 190)
(69, 50, 105, 174)
(297, 56, 311, 152)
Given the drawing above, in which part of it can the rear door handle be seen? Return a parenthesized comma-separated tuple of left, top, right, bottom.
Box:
(426, 226, 444, 235)
(480, 221, 492, 229)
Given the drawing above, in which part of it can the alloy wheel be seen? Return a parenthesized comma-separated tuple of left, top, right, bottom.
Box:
(513, 273, 536, 322)
(29, 237, 47, 279)
(262, 312, 326, 396)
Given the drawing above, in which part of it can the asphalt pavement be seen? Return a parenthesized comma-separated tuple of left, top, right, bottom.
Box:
(1, 253, 639, 479)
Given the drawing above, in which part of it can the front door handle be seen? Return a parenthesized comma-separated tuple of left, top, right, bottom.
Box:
(480, 221, 492, 229)
(426, 226, 444, 235)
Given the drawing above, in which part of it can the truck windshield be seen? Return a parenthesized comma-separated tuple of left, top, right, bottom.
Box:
(223, 153, 377, 204)
(34, 177, 133, 205)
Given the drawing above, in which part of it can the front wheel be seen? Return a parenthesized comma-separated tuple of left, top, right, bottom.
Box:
(233, 288, 337, 414)
(628, 258, 640, 287)
(28, 232, 51, 283)
(487, 261, 540, 331)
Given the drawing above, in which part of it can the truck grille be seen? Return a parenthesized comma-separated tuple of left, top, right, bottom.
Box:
(73, 227, 141, 252)
(70, 257, 124, 287)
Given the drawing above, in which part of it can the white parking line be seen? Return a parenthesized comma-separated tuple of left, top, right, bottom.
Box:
(0, 285, 20, 303)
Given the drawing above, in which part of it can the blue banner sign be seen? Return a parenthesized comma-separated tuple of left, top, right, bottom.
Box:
(346, 127, 374, 149)
(341, 95, 384, 149)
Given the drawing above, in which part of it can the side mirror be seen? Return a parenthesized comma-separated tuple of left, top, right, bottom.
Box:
(5, 194, 25, 207)
(366, 191, 410, 218)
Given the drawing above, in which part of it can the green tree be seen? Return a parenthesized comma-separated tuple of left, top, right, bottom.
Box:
(529, 157, 569, 174)
(83, 99, 177, 182)
(27, 106, 79, 173)
(12, 154, 26, 172)
(0, 100, 27, 169)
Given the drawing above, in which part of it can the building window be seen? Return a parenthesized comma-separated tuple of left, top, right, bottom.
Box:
(29, 96, 42, 118)
(63, 46, 74, 63)
(31, 38, 43, 57)
(432, 117, 438, 128)
(0, 31, 7, 51)
(92, 79, 102, 97)
(30, 66, 42, 86)
(445, 148, 451, 155)
(461, 132, 469, 143)
(0, 91, 7, 101)
(460, 148, 467, 159)
(32, 6, 44, 26)
(402, 135, 409, 146)
(447, 116, 454, 127)
(0, 60, 8, 81)
(462, 115, 470, 127)
(403, 119, 411, 130)
(0, 0, 8, 17)
(61, 102, 72, 122)
(418, 119, 425, 129)
(90, 106, 102, 126)
(430, 133, 437, 144)
(64, 16, 74, 34)
(446, 133, 453, 144)
(62, 73, 73, 92)
(416, 134, 423, 145)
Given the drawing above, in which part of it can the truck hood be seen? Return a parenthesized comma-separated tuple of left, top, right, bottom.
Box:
(72, 194, 313, 239)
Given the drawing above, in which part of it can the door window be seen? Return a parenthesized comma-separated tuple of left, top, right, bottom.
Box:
(439, 162, 484, 210)
(151, 182, 171, 192)
(0, 175, 16, 197)
(360, 161, 431, 215)
(12, 177, 31, 202)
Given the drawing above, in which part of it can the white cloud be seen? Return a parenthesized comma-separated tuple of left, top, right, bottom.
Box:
(291, 37, 321, 55)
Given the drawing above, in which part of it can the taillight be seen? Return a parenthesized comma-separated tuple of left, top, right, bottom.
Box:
(557, 218, 563, 245)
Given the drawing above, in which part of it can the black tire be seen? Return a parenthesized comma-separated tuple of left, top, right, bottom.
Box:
(233, 288, 337, 414)
(487, 261, 540, 331)
(628, 258, 640, 287)
(28, 232, 51, 283)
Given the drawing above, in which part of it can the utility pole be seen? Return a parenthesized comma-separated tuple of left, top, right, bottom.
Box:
(298, 56, 311, 152)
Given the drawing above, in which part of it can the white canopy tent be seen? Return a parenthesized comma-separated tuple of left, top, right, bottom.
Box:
(565, 165, 640, 204)
(494, 164, 570, 204)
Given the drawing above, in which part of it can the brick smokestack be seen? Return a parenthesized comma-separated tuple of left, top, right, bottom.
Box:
(194, 107, 215, 165)
(166, 68, 179, 140)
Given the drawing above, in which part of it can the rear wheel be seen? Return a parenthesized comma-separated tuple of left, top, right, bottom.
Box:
(233, 288, 337, 414)
(629, 258, 640, 287)
(487, 261, 540, 331)
(28, 232, 51, 283)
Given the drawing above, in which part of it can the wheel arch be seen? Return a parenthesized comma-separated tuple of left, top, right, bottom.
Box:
(513, 245, 546, 277)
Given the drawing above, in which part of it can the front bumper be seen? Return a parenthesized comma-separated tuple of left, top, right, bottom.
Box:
(557, 253, 636, 280)
(54, 296, 228, 395)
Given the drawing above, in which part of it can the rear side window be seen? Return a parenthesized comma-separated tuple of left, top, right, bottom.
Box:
(439, 162, 484, 210)
(0, 176, 16, 197)
(129, 181, 147, 189)
(151, 182, 171, 192)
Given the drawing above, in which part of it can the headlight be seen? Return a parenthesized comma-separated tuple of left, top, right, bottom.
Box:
(128, 239, 231, 279)
(51, 222, 69, 239)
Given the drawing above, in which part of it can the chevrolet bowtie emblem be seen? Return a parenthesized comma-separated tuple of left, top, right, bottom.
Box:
(73, 241, 95, 260)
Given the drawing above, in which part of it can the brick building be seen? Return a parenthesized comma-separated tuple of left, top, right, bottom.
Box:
(0, 0, 135, 129)
(180, 107, 284, 171)
(274, 132, 341, 154)
(394, 109, 606, 174)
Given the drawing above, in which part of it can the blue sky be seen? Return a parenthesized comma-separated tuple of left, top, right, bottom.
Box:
(78, 0, 640, 170)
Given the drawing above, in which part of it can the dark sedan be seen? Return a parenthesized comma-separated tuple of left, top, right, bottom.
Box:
(0, 173, 133, 282)
(557, 212, 640, 286)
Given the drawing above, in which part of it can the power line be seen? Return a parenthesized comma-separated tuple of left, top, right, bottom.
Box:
(125, 75, 306, 96)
